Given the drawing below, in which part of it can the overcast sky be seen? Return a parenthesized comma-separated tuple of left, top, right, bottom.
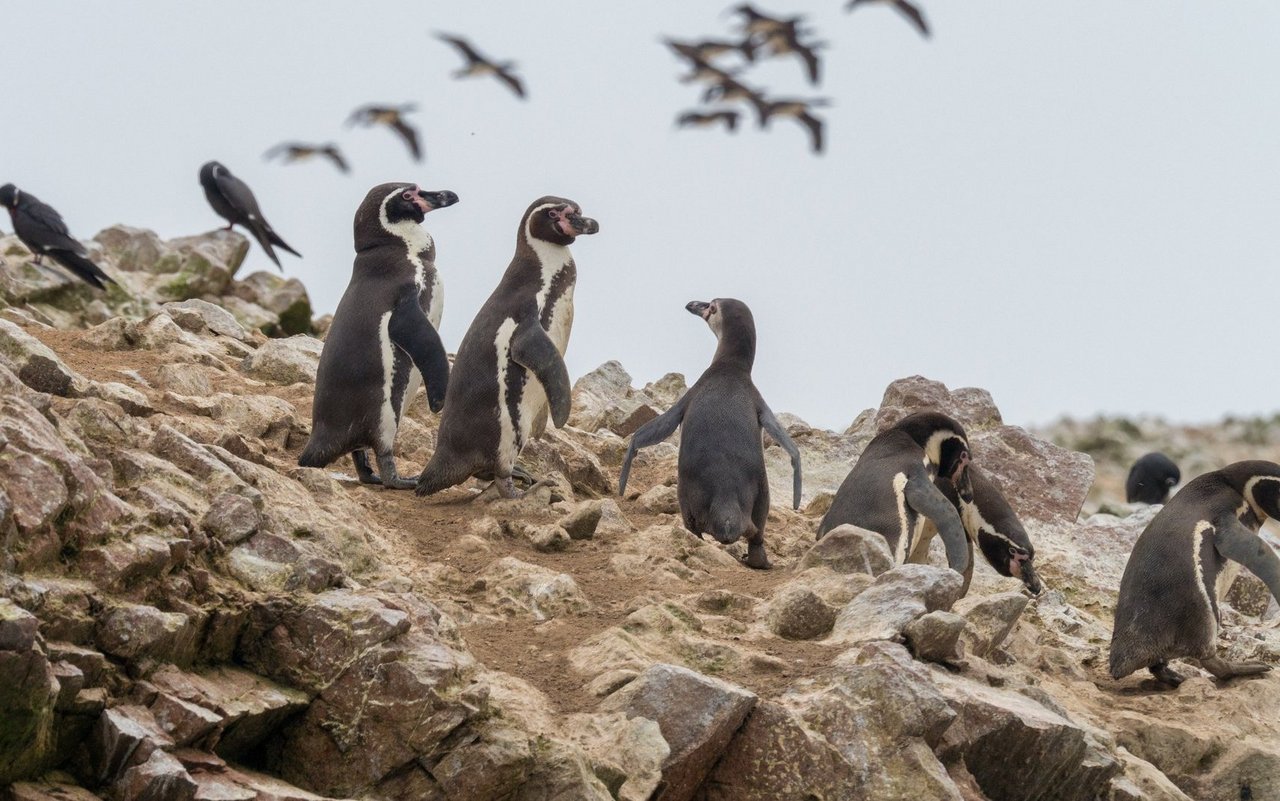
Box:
(4, 2, 1278, 430)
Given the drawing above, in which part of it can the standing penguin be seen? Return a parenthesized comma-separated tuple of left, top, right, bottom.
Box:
(937, 466, 1043, 596)
(1109, 460, 1280, 686)
(298, 183, 458, 488)
(1125, 452, 1181, 504)
(198, 161, 301, 270)
(817, 412, 972, 576)
(617, 298, 802, 569)
(415, 196, 598, 499)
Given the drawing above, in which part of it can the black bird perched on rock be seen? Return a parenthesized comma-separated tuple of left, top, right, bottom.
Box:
(676, 110, 741, 132)
(847, 0, 931, 38)
(198, 161, 301, 271)
(0, 183, 114, 289)
(759, 98, 828, 153)
(435, 33, 526, 99)
(1125, 452, 1182, 504)
(346, 104, 423, 162)
(264, 142, 350, 173)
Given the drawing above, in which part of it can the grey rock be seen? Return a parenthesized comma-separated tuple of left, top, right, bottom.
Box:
(558, 501, 603, 540)
(0, 319, 78, 395)
(829, 564, 964, 645)
(161, 299, 246, 340)
(954, 591, 1029, 659)
(767, 586, 837, 641)
(241, 335, 323, 384)
(903, 611, 968, 665)
(799, 525, 894, 576)
(200, 492, 260, 544)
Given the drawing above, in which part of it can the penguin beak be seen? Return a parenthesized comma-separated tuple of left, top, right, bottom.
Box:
(566, 211, 598, 235)
(686, 301, 711, 319)
(418, 189, 459, 211)
(1014, 556, 1044, 596)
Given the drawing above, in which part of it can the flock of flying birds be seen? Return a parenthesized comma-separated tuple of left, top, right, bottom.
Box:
(670, 1, 930, 154)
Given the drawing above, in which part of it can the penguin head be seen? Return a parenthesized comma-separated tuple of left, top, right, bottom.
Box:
(0, 184, 17, 209)
(687, 298, 756, 366)
(522, 196, 599, 246)
(1229, 461, 1280, 520)
(977, 531, 1043, 595)
(355, 182, 459, 248)
(895, 412, 971, 485)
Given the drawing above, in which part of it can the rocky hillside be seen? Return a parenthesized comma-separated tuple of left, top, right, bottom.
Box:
(1, 227, 1278, 801)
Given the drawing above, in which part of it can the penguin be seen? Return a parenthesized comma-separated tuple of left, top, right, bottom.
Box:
(415, 196, 598, 499)
(936, 466, 1044, 596)
(298, 183, 458, 488)
(618, 298, 802, 570)
(1125, 452, 1181, 504)
(435, 33, 527, 99)
(264, 142, 350, 173)
(198, 161, 301, 270)
(817, 412, 973, 576)
(1109, 460, 1280, 686)
(0, 183, 114, 289)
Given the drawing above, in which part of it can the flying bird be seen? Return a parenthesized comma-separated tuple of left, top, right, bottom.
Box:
(676, 110, 741, 132)
(198, 161, 301, 270)
(702, 75, 770, 124)
(263, 142, 350, 173)
(759, 98, 828, 153)
(435, 33, 526, 99)
(346, 104, 423, 162)
(846, 0, 930, 38)
(674, 53, 740, 87)
(0, 183, 115, 289)
(757, 22, 824, 84)
(728, 4, 806, 38)
(664, 37, 755, 64)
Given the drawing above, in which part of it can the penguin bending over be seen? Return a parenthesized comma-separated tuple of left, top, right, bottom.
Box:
(618, 298, 802, 569)
(1125, 452, 1181, 504)
(817, 412, 972, 576)
(1109, 460, 1280, 687)
(298, 183, 458, 488)
(937, 466, 1043, 596)
(416, 196, 598, 499)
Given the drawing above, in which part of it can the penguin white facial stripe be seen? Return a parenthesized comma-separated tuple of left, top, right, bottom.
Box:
(1243, 475, 1280, 522)
(923, 430, 962, 468)
(1192, 521, 1216, 635)
(494, 318, 520, 468)
(523, 203, 572, 312)
(379, 186, 435, 291)
(377, 312, 398, 449)
(892, 472, 910, 564)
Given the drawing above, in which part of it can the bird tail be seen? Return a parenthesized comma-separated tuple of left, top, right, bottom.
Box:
(298, 434, 344, 469)
(709, 497, 754, 545)
(53, 251, 114, 290)
(248, 223, 283, 270)
(266, 227, 301, 259)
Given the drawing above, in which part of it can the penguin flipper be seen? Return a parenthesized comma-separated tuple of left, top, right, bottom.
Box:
(904, 466, 970, 573)
(1214, 514, 1280, 606)
(388, 295, 450, 412)
(619, 394, 690, 496)
(757, 396, 802, 509)
(510, 323, 570, 427)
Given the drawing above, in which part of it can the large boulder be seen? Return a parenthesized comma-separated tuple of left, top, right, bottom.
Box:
(0, 601, 58, 783)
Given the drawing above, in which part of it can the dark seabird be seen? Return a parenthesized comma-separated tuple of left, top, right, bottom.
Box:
(847, 0, 931, 38)
(435, 33, 526, 99)
(263, 142, 350, 173)
(758, 21, 824, 84)
(0, 183, 114, 289)
(759, 98, 828, 153)
(346, 104, 424, 162)
(198, 161, 301, 270)
(676, 110, 741, 132)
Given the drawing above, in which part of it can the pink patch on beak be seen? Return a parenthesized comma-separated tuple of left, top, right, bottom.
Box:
(950, 450, 970, 483)
(1009, 551, 1029, 578)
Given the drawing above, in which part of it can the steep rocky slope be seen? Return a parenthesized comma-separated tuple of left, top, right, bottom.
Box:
(1, 227, 1278, 801)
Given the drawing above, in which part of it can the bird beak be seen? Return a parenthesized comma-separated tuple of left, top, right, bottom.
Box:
(686, 300, 711, 319)
(418, 189, 459, 211)
(565, 211, 598, 235)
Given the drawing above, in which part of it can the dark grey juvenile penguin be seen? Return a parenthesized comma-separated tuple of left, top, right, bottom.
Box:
(817, 412, 972, 576)
(1125, 452, 1181, 504)
(298, 182, 458, 488)
(937, 466, 1043, 596)
(415, 196, 598, 499)
(617, 298, 802, 570)
(198, 161, 300, 270)
(1109, 460, 1280, 687)
(0, 183, 114, 289)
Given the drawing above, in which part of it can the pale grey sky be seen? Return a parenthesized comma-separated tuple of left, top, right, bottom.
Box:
(4, 2, 1278, 430)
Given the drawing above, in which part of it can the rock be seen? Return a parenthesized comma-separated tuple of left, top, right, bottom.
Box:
(903, 610, 967, 665)
(232, 272, 313, 336)
(0, 601, 58, 784)
(0, 599, 40, 651)
(798, 525, 894, 576)
(431, 726, 532, 801)
(0, 319, 78, 395)
(116, 747, 197, 801)
(161, 299, 246, 340)
(471, 557, 591, 621)
(874, 375, 1003, 433)
(559, 711, 667, 801)
(954, 591, 1029, 659)
(84, 705, 172, 784)
(528, 524, 571, 553)
(971, 425, 1095, 525)
(77, 534, 178, 590)
(828, 564, 964, 645)
(600, 663, 757, 801)
(5, 780, 105, 799)
(934, 672, 1120, 801)
(1225, 572, 1273, 617)
(767, 586, 836, 641)
(83, 381, 153, 416)
(155, 364, 214, 396)
(200, 493, 260, 544)
(95, 603, 194, 665)
(638, 484, 680, 514)
(558, 501, 603, 540)
(240, 335, 323, 384)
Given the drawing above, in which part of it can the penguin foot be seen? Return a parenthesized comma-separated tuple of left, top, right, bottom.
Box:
(743, 541, 771, 570)
(496, 476, 523, 499)
(511, 465, 537, 486)
(1148, 662, 1185, 687)
(352, 451, 382, 485)
(1201, 657, 1273, 681)
(375, 452, 416, 490)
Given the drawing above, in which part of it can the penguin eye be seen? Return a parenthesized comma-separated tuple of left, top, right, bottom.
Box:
(546, 208, 560, 220)
(401, 191, 414, 201)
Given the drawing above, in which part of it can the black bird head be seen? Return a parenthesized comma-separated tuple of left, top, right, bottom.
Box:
(0, 183, 18, 210)
(522, 196, 599, 246)
(198, 161, 228, 188)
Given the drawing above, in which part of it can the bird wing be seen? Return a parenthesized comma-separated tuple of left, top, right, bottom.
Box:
(893, 0, 931, 37)
(437, 33, 484, 65)
(495, 66, 526, 99)
(798, 111, 824, 153)
(798, 43, 821, 84)
(390, 118, 423, 161)
(15, 199, 83, 255)
(263, 142, 295, 161)
(345, 105, 376, 127)
(323, 146, 350, 173)
(721, 111, 740, 132)
(213, 170, 265, 223)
